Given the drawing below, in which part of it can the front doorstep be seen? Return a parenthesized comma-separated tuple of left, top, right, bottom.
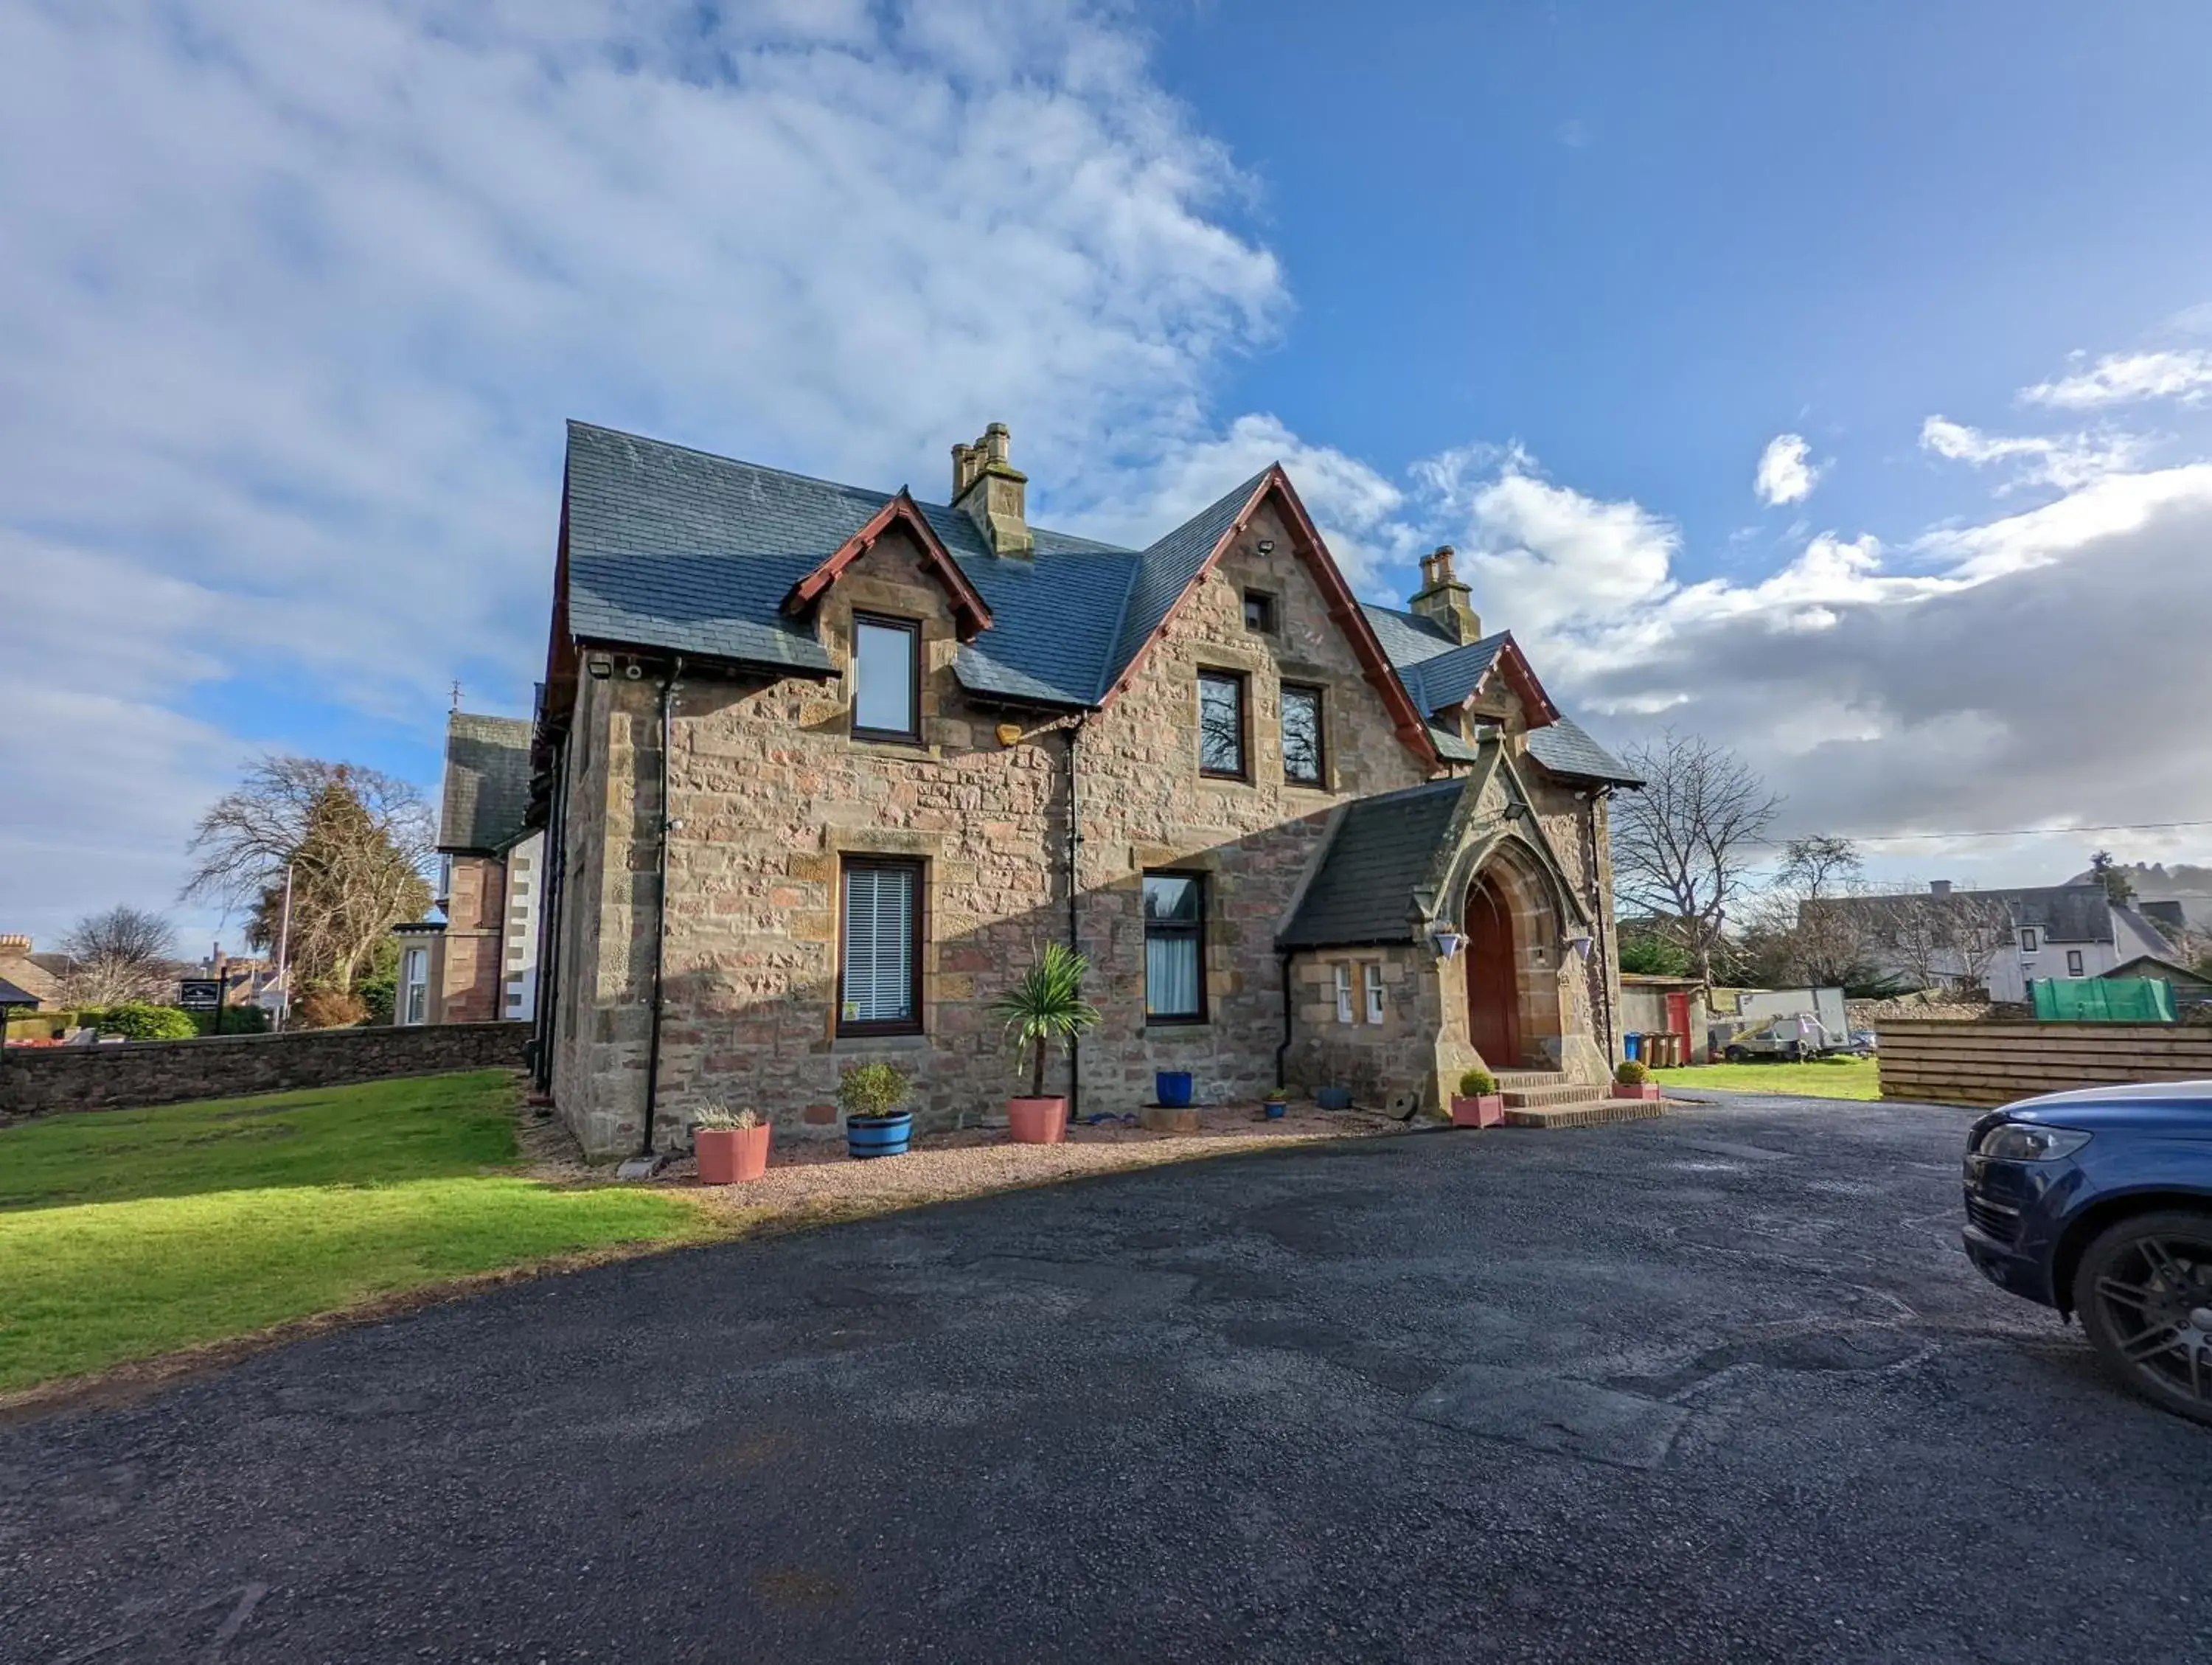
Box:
(1502, 1098, 1669, 1130)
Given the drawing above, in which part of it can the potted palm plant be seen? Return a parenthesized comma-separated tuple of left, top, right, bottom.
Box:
(1450, 1066, 1505, 1128)
(1614, 1059, 1662, 1102)
(991, 942, 1099, 1144)
(692, 1105, 771, 1183)
(840, 1062, 914, 1158)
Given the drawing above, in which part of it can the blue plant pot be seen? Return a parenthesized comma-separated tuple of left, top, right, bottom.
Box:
(845, 1112, 914, 1159)
(1264, 1101, 1288, 1120)
(1155, 1070, 1194, 1108)
(1315, 1085, 1353, 1110)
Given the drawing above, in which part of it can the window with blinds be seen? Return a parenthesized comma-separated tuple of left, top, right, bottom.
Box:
(839, 858, 922, 1034)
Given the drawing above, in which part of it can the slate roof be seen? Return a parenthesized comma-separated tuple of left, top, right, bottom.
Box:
(1279, 779, 1468, 948)
(1826, 883, 2125, 944)
(0, 975, 41, 1009)
(554, 423, 1640, 785)
(439, 712, 535, 854)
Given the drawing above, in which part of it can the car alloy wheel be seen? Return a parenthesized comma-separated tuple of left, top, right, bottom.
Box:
(2076, 1210, 2212, 1428)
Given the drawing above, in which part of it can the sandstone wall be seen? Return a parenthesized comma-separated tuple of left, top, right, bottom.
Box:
(0, 1022, 528, 1118)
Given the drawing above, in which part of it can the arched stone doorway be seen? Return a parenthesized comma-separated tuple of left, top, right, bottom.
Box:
(1465, 872, 1521, 1068)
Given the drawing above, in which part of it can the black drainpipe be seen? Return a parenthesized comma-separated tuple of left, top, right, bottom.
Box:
(1275, 949, 1295, 1090)
(1063, 716, 1085, 1121)
(640, 655, 684, 1156)
(531, 731, 568, 1094)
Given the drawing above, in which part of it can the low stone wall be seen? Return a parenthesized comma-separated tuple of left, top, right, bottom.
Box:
(0, 1022, 531, 1118)
(1877, 1018, 2212, 1108)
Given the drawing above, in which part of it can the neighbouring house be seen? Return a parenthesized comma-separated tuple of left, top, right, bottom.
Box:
(0, 936, 60, 1007)
(1818, 880, 2173, 1002)
(526, 420, 1641, 1158)
(390, 711, 545, 1027)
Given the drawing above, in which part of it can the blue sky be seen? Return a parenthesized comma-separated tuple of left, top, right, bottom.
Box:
(4, 0, 2211, 950)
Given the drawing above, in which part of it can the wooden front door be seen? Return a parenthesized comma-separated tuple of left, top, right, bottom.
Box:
(1466, 874, 1520, 1068)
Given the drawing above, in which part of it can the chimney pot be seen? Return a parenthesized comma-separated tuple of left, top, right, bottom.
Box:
(951, 422, 1032, 556)
(1929, 880, 1953, 896)
(1409, 543, 1482, 643)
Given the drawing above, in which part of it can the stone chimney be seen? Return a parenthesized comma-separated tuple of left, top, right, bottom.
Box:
(0, 934, 29, 956)
(1929, 880, 1953, 897)
(1409, 545, 1482, 642)
(950, 422, 1032, 557)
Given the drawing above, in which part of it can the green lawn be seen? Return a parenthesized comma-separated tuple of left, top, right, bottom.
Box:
(1658, 1054, 1881, 1101)
(0, 1071, 709, 1394)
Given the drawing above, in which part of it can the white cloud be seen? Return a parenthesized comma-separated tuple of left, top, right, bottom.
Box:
(1753, 432, 1822, 505)
(2020, 349, 2212, 410)
(0, 0, 1291, 937)
(1919, 414, 2149, 493)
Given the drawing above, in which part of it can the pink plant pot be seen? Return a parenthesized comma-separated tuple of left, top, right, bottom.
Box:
(1007, 1096, 1068, 1144)
(1451, 1094, 1505, 1129)
(1618, 1082, 1663, 1102)
(696, 1125, 771, 1183)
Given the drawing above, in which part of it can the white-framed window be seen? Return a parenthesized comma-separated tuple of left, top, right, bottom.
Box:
(1363, 962, 1385, 1024)
(1333, 962, 1354, 1024)
(400, 947, 430, 1026)
(2067, 950, 2084, 977)
(2019, 926, 2039, 954)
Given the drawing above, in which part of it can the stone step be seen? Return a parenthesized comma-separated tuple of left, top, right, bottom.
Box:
(1499, 1082, 1608, 1109)
(1492, 1069, 1568, 1088)
(1503, 1097, 1669, 1130)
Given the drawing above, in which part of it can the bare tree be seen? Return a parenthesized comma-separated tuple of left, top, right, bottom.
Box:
(1741, 836, 1885, 988)
(58, 906, 177, 1005)
(183, 758, 435, 993)
(1946, 890, 2020, 995)
(1612, 729, 1782, 987)
(1865, 886, 2019, 995)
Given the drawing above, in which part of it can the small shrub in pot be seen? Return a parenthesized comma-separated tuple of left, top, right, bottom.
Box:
(1614, 1059, 1661, 1101)
(838, 1063, 915, 1158)
(1452, 1066, 1506, 1129)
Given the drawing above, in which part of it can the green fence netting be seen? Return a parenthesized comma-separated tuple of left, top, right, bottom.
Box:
(2031, 977, 2176, 1023)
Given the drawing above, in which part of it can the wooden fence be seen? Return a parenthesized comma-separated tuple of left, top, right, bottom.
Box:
(1877, 1018, 2212, 1108)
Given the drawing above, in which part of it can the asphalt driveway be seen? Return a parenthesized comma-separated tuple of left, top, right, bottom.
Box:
(4, 1095, 2206, 1663)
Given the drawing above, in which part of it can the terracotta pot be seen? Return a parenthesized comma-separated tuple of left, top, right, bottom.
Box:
(1617, 1082, 1663, 1102)
(1007, 1096, 1067, 1144)
(1450, 1094, 1505, 1129)
(695, 1125, 771, 1183)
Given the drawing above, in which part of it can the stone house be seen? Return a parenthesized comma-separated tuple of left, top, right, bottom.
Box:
(528, 420, 1641, 1159)
(392, 712, 544, 1028)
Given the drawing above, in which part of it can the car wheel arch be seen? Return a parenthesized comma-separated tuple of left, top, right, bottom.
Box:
(2053, 1189, 2212, 1318)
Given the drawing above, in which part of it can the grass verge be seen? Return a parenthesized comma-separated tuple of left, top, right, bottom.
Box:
(1659, 1054, 1881, 1101)
(0, 1071, 709, 1394)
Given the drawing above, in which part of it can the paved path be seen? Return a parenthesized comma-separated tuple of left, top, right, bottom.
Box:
(4, 1097, 2205, 1663)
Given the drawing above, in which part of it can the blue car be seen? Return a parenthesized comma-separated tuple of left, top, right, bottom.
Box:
(1961, 1080, 2212, 1426)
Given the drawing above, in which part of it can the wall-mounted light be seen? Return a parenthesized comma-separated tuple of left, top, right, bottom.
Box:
(1429, 922, 1467, 962)
(586, 655, 613, 680)
(1561, 930, 1596, 961)
(1256, 538, 1276, 554)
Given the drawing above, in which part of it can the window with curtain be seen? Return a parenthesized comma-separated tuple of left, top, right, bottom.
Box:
(1363, 962, 1385, 1023)
(1197, 670, 1246, 778)
(1333, 962, 1354, 1024)
(1281, 684, 1324, 785)
(840, 858, 922, 1033)
(1144, 872, 1205, 1021)
(400, 948, 429, 1026)
(852, 615, 920, 741)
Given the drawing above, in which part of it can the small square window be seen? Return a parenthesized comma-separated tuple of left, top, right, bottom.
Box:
(1197, 670, 1248, 779)
(1333, 963, 1354, 1024)
(1242, 590, 1276, 633)
(1362, 963, 1385, 1024)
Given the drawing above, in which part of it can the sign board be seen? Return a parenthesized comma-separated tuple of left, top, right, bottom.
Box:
(178, 979, 223, 1012)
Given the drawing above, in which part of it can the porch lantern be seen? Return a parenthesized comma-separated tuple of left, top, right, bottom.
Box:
(1429, 921, 1468, 962)
(1561, 930, 1596, 962)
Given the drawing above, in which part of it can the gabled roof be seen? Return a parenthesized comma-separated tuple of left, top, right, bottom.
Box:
(439, 712, 535, 855)
(2104, 953, 2212, 989)
(1278, 779, 1467, 948)
(1823, 883, 2121, 942)
(782, 490, 993, 640)
(0, 974, 41, 1009)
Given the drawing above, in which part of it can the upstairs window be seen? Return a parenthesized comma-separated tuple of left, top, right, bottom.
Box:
(840, 857, 923, 1035)
(852, 614, 921, 743)
(1242, 590, 1277, 633)
(1197, 670, 1247, 779)
(1281, 684, 1324, 786)
(2018, 926, 2040, 954)
(1144, 872, 1206, 1023)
